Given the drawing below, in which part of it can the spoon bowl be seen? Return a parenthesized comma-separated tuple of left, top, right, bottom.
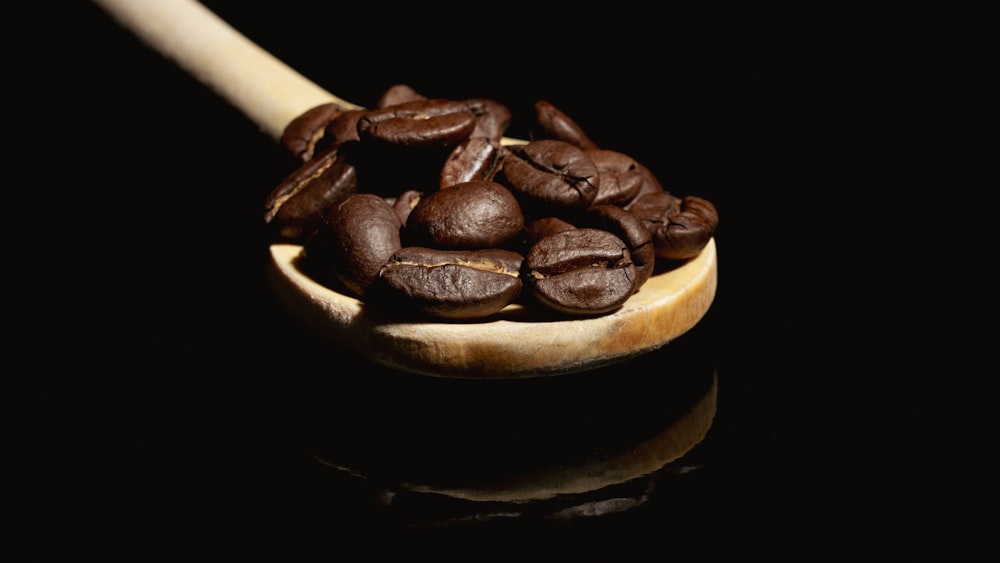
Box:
(269, 239, 716, 378)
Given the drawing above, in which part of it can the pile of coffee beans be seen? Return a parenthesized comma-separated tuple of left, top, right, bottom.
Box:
(264, 84, 719, 321)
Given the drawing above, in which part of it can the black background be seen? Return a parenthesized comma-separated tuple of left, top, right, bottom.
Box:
(22, 0, 973, 556)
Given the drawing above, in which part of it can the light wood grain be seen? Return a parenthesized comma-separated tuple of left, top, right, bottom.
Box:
(94, 0, 357, 139)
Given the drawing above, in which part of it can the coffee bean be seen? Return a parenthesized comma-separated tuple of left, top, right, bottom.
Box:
(374, 83, 427, 108)
(629, 192, 719, 260)
(523, 216, 577, 245)
(439, 137, 505, 189)
(580, 204, 655, 291)
(462, 98, 512, 142)
(584, 148, 645, 207)
(341, 99, 479, 197)
(533, 100, 599, 150)
(356, 98, 478, 148)
(390, 189, 423, 226)
(263, 146, 358, 242)
(497, 139, 599, 215)
(281, 102, 349, 162)
(307, 193, 402, 298)
(323, 108, 365, 147)
(374, 247, 523, 320)
(405, 180, 524, 249)
(524, 228, 636, 316)
(628, 162, 667, 208)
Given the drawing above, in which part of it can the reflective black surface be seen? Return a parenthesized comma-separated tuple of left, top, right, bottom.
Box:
(45, 0, 934, 554)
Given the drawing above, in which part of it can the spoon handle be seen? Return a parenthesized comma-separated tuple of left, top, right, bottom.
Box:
(93, 0, 359, 141)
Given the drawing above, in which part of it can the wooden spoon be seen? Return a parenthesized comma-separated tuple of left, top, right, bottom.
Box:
(94, 0, 718, 378)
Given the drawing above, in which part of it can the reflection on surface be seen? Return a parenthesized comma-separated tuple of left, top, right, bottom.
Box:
(293, 326, 718, 529)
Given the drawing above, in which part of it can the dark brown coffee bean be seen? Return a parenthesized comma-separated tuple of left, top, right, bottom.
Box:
(525, 228, 636, 316)
(390, 189, 423, 226)
(281, 102, 349, 162)
(323, 109, 365, 147)
(663, 195, 719, 259)
(342, 99, 478, 197)
(584, 149, 644, 207)
(439, 137, 505, 189)
(374, 83, 426, 108)
(628, 190, 681, 224)
(497, 139, 599, 214)
(580, 205, 655, 291)
(373, 247, 523, 320)
(523, 216, 577, 245)
(307, 193, 402, 298)
(462, 98, 512, 142)
(356, 98, 477, 148)
(263, 146, 358, 242)
(533, 100, 599, 150)
(513, 216, 577, 256)
(406, 180, 524, 249)
(624, 162, 667, 209)
(629, 192, 719, 260)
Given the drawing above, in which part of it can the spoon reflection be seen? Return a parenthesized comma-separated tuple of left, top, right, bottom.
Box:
(297, 333, 718, 525)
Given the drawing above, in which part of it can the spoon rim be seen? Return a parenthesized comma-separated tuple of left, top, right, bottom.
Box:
(266, 238, 718, 379)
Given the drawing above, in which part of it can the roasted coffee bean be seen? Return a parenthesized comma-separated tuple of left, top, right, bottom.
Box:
(628, 191, 681, 250)
(531, 101, 664, 210)
(375, 83, 427, 108)
(390, 189, 423, 226)
(281, 102, 349, 162)
(580, 205, 655, 291)
(523, 216, 577, 245)
(263, 146, 358, 242)
(405, 180, 524, 249)
(439, 137, 505, 188)
(463, 98, 512, 142)
(373, 247, 523, 320)
(497, 139, 599, 214)
(628, 192, 719, 260)
(533, 100, 599, 151)
(356, 98, 477, 148)
(625, 162, 668, 209)
(524, 228, 636, 316)
(307, 193, 402, 298)
(585, 149, 645, 207)
(323, 108, 365, 147)
(343, 99, 478, 197)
